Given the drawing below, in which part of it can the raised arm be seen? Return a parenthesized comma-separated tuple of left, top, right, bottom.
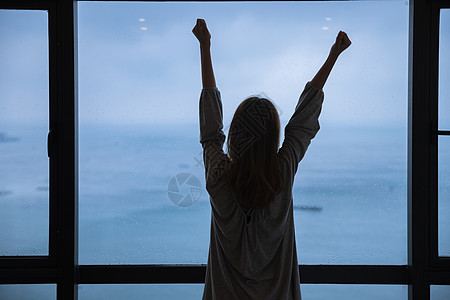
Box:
(310, 31, 351, 90)
(192, 19, 216, 89)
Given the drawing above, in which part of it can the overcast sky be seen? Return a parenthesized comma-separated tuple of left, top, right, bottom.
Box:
(1, 1, 434, 129)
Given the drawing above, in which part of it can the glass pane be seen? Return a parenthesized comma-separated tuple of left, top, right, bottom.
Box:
(0, 284, 56, 300)
(302, 284, 407, 300)
(431, 285, 450, 300)
(439, 9, 450, 129)
(79, 0, 407, 264)
(439, 136, 450, 256)
(0, 10, 49, 255)
(78, 284, 407, 300)
(79, 284, 204, 300)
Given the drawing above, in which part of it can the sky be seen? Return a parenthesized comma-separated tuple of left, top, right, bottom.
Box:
(0, 1, 425, 129)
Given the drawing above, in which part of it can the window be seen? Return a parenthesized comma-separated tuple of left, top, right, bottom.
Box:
(78, 0, 408, 265)
(438, 137, 450, 256)
(0, 284, 56, 300)
(438, 8, 450, 257)
(78, 284, 204, 300)
(438, 9, 450, 130)
(1, 1, 449, 299)
(430, 285, 450, 300)
(301, 284, 408, 300)
(77, 284, 408, 300)
(0, 9, 49, 256)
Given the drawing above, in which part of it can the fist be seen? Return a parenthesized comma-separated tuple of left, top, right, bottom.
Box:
(192, 19, 211, 46)
(331, 31, 351, 56)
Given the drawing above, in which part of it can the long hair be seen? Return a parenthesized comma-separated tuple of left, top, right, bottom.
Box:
(224, 96, 284, 211)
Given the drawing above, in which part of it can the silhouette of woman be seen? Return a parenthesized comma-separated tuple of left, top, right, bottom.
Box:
(193, 18, 351, 300)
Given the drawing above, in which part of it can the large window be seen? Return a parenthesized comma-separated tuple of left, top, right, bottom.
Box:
(1, 1, 450, 300)
(78, 0, 408, 265)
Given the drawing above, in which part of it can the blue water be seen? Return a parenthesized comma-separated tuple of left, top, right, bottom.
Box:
(3, 122, 449, 299)
(0, 122, 409, 263)
(0, 124, 49, 256)
(76, 123, 408, 265)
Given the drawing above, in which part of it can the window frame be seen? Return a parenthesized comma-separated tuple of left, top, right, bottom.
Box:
(0, 1, 449, 299)
(430, 2, 450, 270)
(0, 1, 59, 269)
(0, 0, 78, 298)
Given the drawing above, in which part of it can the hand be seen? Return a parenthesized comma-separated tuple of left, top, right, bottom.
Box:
(330, 31, 351, 57)
(310, 31, 350, 89)
(192, 19, 211, 47)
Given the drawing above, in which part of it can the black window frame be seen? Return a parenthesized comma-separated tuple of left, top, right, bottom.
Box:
(430, 2, 450, 270)
(0, 0, 449, 299)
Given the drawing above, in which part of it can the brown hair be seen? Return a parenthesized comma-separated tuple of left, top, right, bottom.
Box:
(225, 96, 284, 211)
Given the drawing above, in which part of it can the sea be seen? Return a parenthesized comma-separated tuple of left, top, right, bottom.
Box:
(0, 122, 449, 299)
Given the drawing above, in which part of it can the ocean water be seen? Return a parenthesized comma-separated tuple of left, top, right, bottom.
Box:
(77, 123, 408, 265)
(2, 122, 449, 299)
(0, 124, 49, 256)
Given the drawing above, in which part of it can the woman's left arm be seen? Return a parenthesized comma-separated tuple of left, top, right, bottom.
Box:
(192, 19, 216, 89)
(310, 31, 351, 90)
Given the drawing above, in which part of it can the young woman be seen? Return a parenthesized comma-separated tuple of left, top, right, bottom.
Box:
(193, 18, 351, 300)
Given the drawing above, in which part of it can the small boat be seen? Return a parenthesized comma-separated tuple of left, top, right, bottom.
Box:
(293, 205, 322, 212)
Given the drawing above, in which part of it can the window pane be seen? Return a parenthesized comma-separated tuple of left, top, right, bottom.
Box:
(439, 136, 450, 256)
(430, 285, 450, 300)
(0, 284, 56, 300)
(438, 10, 450, 257)
(78, 284, 407, 300)
(79, 1, 407, 264)
(431, 285, 450, 300)
(0, 10, 49, 255)
(302, 284, 407, 300)
(78, 284, 204, 300)
(439, 9, 450, 130)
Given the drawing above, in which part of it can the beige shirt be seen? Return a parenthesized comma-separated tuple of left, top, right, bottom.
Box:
(199, 82, 324, 300)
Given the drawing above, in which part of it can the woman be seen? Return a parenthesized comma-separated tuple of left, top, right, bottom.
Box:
(193, 18, 351, 300)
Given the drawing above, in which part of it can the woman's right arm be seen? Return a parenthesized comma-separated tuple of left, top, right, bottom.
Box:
(310, 31, 351, 90)
(192, 18, 216, 89)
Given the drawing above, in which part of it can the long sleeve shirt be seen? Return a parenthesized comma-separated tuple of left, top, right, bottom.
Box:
(199, 82, 324, 300)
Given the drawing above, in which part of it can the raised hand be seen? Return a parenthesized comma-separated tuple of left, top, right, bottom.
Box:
(330, 31, 351, 57)
(193, 19, 216, 88)
(310, 31, 351, 89)
(192, 18, 211, 47)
